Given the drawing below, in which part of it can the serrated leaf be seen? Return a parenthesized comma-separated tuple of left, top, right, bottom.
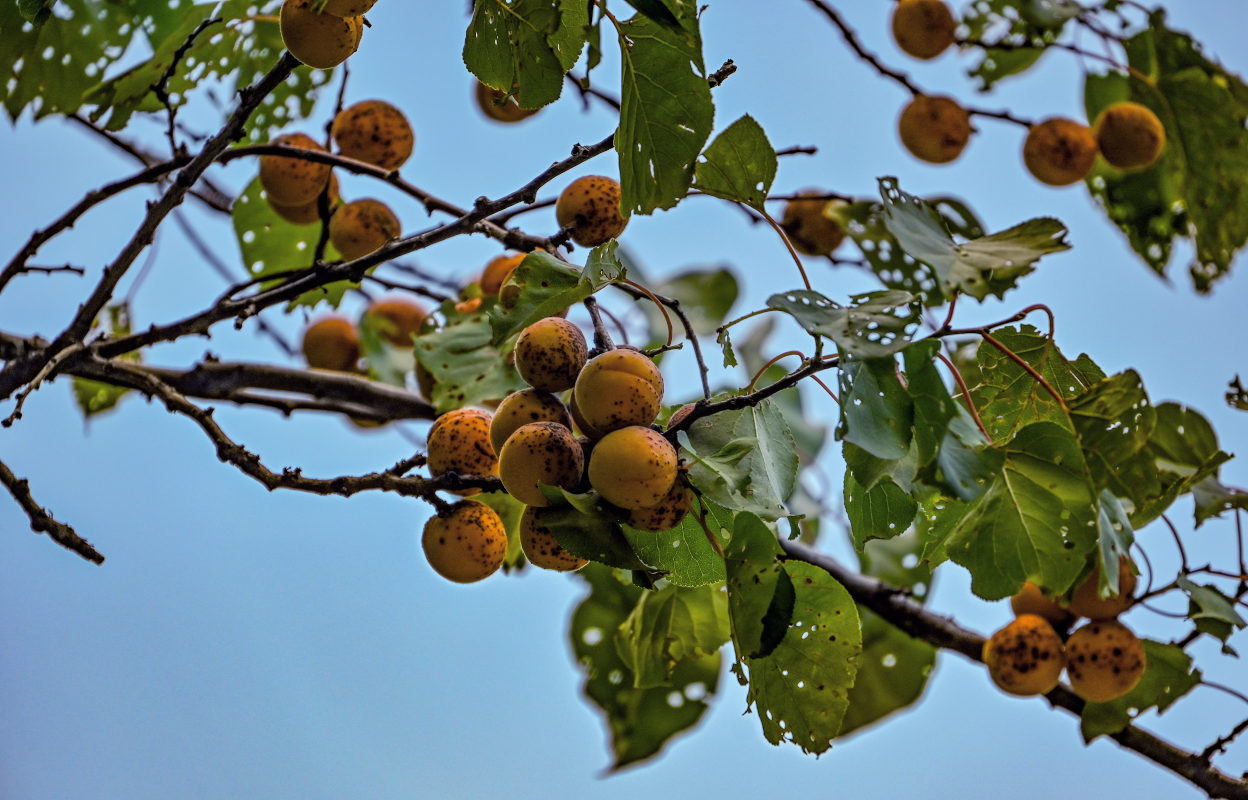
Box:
(1069, 371, 1157, 509)
(463, 0, 583, 109)
(768, 289, 921, 359)
(844, 472, 916, 553)
(615, 13, 714, 216)
(616, 583, 730, 687)
(412, 313, 525, 413)
(837, 356, 913, 461)
(681, 400, 797, 520)
(1080, 641, 1201, 741)
(693, 114, 777, 210)
(622, 498, 728, 587)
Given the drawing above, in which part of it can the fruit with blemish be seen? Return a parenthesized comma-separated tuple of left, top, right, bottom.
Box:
(362, 297, 426, 347)
(1023, 117, 1099, 186)
(588, 426, 678, 511)
(320, 0, 378, 17)
(331, 99, 414, 171)
(573, 348, 664, 433)
(891, 0, 957, 60)
(1065, 619, 1146, 702)
(982, 613, 1066, 696)
(269, 172, 340, 224)
(301, 315, 360, 372)
(422, 500, 507, 583)
(480, 252, 526, 296)
(520, 506, 588, 572)
(627, 479, 691, 532)
(475, 81, 539, 124)
(1010, 581, 1073, 626)
(426, 408, 499, 495)
(1092, 101, 1165, 170)
(898, 95, 972, 164)
(497, 421, 585, 506)
(555, 175, 628, 247)
(329, 198, 401, 261)
(779, 191, 847, 256)
(260, 132, 333, 206)
(279, 0, 363, 70)
(1067, 555, 1136, 620)
(514, 317, 588, 392)
(489, 389, 574, 454)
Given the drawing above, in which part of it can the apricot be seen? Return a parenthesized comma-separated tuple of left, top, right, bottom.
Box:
(588, 426, 678, 510)
(1065, 620, 1146, 702)
(898, 95, 972, 164)
(301, 316, 360, 372)
(426, 408, 499, 495)
(1010, 582, 1073, 626)
(627, 479, 690, 532)
(421, 500, 507, 583)
(362, 297, 426, 347)
(320, 0, 378, 16)
(497, 421, 584, 506)
(519, 506, 588, 571)
(779, 191, 846, 256)
(489, 389, 574, 454)
(514, 317, 588, 392)
(568, 390, 608, 440)
(892, 0, 957, 60)
(279, 0, 362, 70)
(1093, 101, 1165, 170)
(666, 402, 697, 431)
(1023, 117, 1099, 186)
(573, 348, 664, 433)
(480, 252, 525, 296)
(328, 198, 401, 261)
(982, 614, 1066, 696)
(475, 81, 539, 124)
(331, 99, 414, 171)
(1067, 555, 1136, 620)
(259, 132, 332, 207)
(555, 176, 628, 247)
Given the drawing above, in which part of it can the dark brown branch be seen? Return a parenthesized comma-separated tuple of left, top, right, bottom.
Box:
(0, 457, 104, 564)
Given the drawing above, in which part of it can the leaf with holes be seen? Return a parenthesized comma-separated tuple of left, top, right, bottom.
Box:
(844, 471, 916, 553)
(622, 497, 729, 588)
(413, 312, 525, 414)
(615, 12, 714, 216)
(1080, 641, 1201, 742)
(1134, 402, 1232, 526)
(617, 583, 730, 687)
(681, 400, 797, 520)
(1069, 371, 1161, 517)
(571, 564, 721, 771)
(903, 340, 959, 467)
(724, 513, 794, 660)
(768, 289, 920, 359)
(946, 422, 1099, 600)
(694, 114, 777, 210)
(463, 0, 586, 109)
(837, 355, 913, 461)
(960, 0, 1070, 90)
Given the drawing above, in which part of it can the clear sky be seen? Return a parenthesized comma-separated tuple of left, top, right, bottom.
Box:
(2, 2, 1246, 798)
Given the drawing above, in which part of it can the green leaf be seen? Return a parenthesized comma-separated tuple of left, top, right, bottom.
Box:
(474, 490, 527, 571)
(622, 498, 728, 588)
(903, 341, 958, 468)
(960, 0, 1068, 90)
(413, 312, 525, 413)
(681, 400, 797, 520)
(570, 564, 721, 771)
(615, 12, 714, 216)
(946, 422, 1098, 600)
(844, 472, 916, 553)
(1080, 641, 1201, 742)
(767, 289, 921, 359)
(72, 303, 138, 419)
(929, 410, 1001, 502)
(837, 356, 913, 461)
(724, 513, 793, 660)
(487, 248, 616, 343)
(1192, 477, 1248, 526)
(1177, 576, 1247, 639)
(619, 0, 684, 30)
(463, 0, 584, 109)
(693, 114, 777, 210)
(617, 583, 730, 687)
(879, 178, 1070, 301)
(1135, 402, 1233, 525)
(17, 0, 57, 25)
(1094, 491, 1135, 594)
(534, 489, 651, 572)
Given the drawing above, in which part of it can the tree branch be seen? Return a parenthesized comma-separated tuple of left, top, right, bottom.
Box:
(0, 457, 104, 564)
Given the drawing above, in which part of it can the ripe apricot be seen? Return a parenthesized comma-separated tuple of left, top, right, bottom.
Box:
(301, 316, 360, 372)
(1065, 620, 1146, 702)
(427, 408, 499, 495)
(627, 479, 690, 532)
(898, 95, 972, 164)
(421, 500, 507, 583)
(555, 176, 628, 247)
(331, 99, 414, 171)
(497, 421, 584, 506)
(588, 426, 678, 510)
(259, 132, 333, 207)
(1023, 117, 1099, 186)
(489, 389, 574, 454)
(320, 0, 378, 16)
(328, 198, 401, 261)
(519, 506, 588, 571)
(279, 0, 362, 70)
(480, 252, 526, 296)
(568, 390, 608, 440)
(1093, 101, 1165, 170)
(1067, 555, 1136, 620)
(269, 172, 340, 225)
(514, 317, 588, 393)
(475, 81, 539, 124)
(573, 348, 664, 433)
(779, 191, 846, 256)
(982, 614, 1066, 696)
(363, 297, 426, 347)
(892, 0, 957, 60)
(1010, 582, 1072, 626)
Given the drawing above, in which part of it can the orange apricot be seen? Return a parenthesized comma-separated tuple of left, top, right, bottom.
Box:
(331, 99, 414, 171)
(514, 317, 588, 393)
(1065, 620, 1146, 702)
(573, 348, 664, 434)
(301, 316, 360, 372)
(588, 426, 678, 510)
(475, 81, 539, 124)
(362, 297, 426, 347)
(779, 191, 847, 256)
(489, 389, 574, 454)
(328, 198, 401, 261)
(555, 176, 628, 247)
(1092, 101, 1165, 170)
(259, 132, 332, 207)
(426, 408, 499, 495)
(892, 0, 957, 60)
(422, 500, 507, 583)
(1023, 117, 1099, 186)
(1067, 555, 1136, 620)
(279, 0, 362, 70)
(497, 421, 584, 506)
(898, 95, 972, 164)
(982, 614, 1066, 696)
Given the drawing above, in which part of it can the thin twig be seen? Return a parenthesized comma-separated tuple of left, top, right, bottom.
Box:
(0, 458, 104, 564)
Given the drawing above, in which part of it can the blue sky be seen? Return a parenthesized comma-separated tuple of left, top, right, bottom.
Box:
(2, 2, 1247, 798)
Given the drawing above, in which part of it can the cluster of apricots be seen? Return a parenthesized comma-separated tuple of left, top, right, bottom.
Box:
(300, 296, 427, 375)
(420, 318, 688, 584)
(889, 0, 1166, 183)
(983, 556, 1147, 703)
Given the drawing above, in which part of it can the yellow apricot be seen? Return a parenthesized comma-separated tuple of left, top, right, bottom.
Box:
(573, 348, 664, 434)
(331, 99, 414, 171)
(568, 390, 608, 440)
(1067, 555, 1136, 620)
(1093, 101, 1165, 170)
(269, 171, 340, 225)
(421, 500, 507, 583)
(982, 614, 1066, 696)
(1009, 582, 1072, 626)
(497, 421, 584, 506)
(1023, 117, 1099, 186)
(892, 0, 957, 60)
(555, 175, 628, 247)
(780, 191, 846, 256)
(519, 506, 588, 571)
(480, 252, 526, 296)
(329, 198, 401, 261)
(627, 479, 690, 532)
(259, 132, 333, 207)
(514, 317, 588, 393)
(362, 297, 426, 347)
(301, 316, 360, 372)
(1065, 620, 1146, 702)
(898, 95, 972, 164)
(588, 426, 678, 510)
(320, 0, 378, 16)
(279, 0, 362, 70)
(489, 389, 574, 454)
(427, 408, 499, 495)
(475, 81, 539, 124)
